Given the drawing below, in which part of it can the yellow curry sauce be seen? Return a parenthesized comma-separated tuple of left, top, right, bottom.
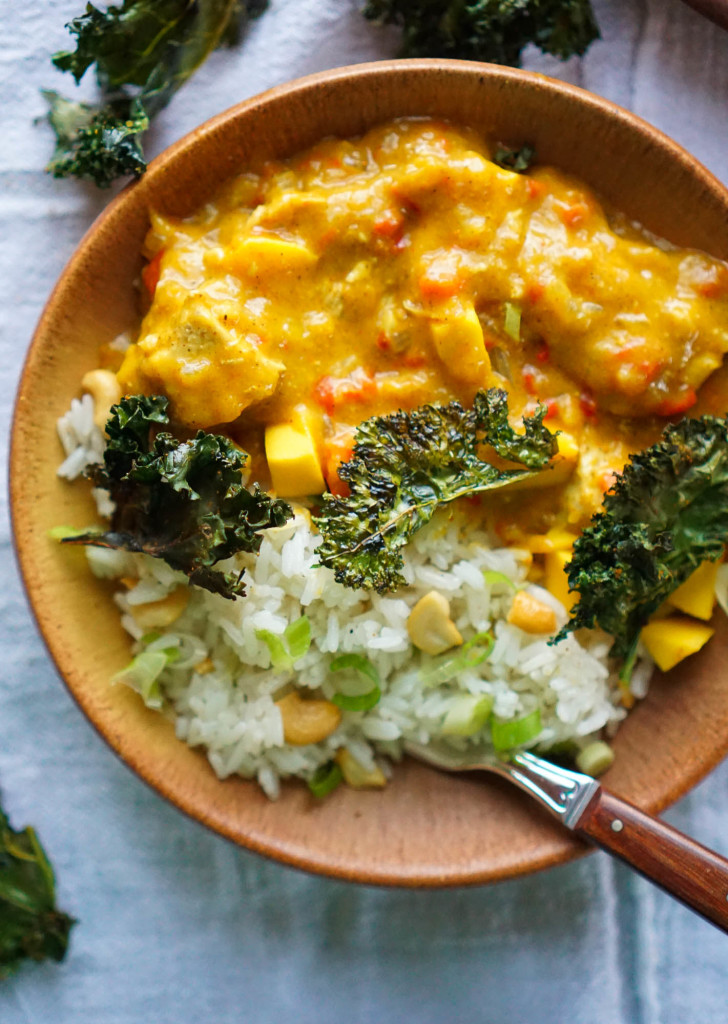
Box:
(116, 119, 728, 539)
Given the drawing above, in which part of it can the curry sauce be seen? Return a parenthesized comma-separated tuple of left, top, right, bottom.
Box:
(116, 119, 728, 536)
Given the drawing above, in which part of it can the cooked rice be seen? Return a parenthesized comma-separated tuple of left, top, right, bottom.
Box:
(57, 394, 646, 797)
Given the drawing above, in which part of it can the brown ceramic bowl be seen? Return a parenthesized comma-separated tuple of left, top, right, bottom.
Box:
(11, 60, 728, 886)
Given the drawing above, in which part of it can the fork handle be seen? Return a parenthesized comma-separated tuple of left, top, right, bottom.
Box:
(575, 789, 728, 932)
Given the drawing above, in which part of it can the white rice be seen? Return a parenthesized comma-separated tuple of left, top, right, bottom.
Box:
(57, 394, 647, 796)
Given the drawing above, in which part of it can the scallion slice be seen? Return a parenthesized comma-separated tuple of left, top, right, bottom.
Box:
(48, 525, 96, 541)
(482, 570, 517, 590)
(284, 615, 312, 662)
(329, 653, 381, 712)
(112, 649, 175, 709)
(308, 760, 343, 799)
(420, 631, 494, 688)
(504, 302, 522, 342)
(256, 615, 311, 670)
(491, 708, 542, 752)
(441, 694, 494, 737)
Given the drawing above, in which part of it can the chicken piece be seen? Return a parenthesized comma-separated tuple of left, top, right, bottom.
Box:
(117, 296, 284, 429)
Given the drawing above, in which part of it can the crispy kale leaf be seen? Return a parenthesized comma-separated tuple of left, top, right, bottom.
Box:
(314, 388, 558, 593)
(493, 143, 535, 173)
(44, 91, 148, 188)
(45, 0, 268, 187)
(363, 0, 599, 65)
(0, 804, 75, 979)
(63, 395, 292, 598)
(556, 416, 728, 675)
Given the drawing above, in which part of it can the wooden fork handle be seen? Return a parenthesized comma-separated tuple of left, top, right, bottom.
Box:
(574, 789, 728, 932)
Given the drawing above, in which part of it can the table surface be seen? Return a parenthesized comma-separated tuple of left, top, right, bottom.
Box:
(2, 1, 728, 1020)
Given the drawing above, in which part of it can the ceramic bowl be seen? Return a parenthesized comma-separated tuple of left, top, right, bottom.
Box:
(11, 60, 728, 886)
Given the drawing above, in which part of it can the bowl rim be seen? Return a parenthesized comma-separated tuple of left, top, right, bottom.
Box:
(11, 58, 728, 887)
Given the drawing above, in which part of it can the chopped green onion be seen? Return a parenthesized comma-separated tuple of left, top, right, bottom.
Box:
(329, 653, 381, 711)
(441, 694, 494, 737)
(284, 616, 311, 662)
(420, 631, 494, 688)
(256, 630, 290, 669)
(331, 689, 382, 712)
(575, 740, 615, 777)
(141, 632, 161, 645)
(111, 649, 174, 710)
(256, 615, 311, 670)
(307, 760, 343, 799)
(504, 302, 521, 342)
(482, 570, 517, 590)
(48, 525, 96, 541)
(491, 708, 542, 751)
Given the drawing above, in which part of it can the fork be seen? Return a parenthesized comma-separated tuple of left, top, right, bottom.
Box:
(405, 740, 728, 933)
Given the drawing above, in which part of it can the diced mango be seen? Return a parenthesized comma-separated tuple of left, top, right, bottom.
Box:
(523, 528, 578, 554)
(430, 301, 491, 385)
(265, 411, 325, 497)
(544, 550, 575, 611)
(667, 561, 719, 621)
(505, 432, 579, 492)
(640, 616, 714, 673)
(226, 234, 317, 277)
(507, 590, 557, 635)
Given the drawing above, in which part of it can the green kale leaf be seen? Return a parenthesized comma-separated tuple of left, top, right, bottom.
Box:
(493, 143, 535, 173)
(314, 388, 558, 593)
(45, 0, 268, 187)
(363, 0, 599, 66)
(44, 91, 148, 188)
(0, 804, 75, 979)
(63, 395, 293, 598)
(556, 416, 728, 677)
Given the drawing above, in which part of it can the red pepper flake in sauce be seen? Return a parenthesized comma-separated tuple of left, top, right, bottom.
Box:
(375, 332, 391, 352)
(559, 202, 591, 228)
(525, 282, 545, 304)
(656, 388, 697, 418)
(543, 397, 561, 421)
(522, 365, 538, 395)
(536, 341, 550, 364)
(402, 352, 427, 369)
(579, 391, 598, 419)
(372, 210, 405, 244)
(525, 178, 546, 201)
(313, 369, 376, 415)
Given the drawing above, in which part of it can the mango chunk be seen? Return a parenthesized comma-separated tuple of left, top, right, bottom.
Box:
(227, 234, 317, 277)
(641, 616, 714, 673)
(522, 527, 578, 554)
(503, 432, 579, 492)
(544, 550, 575, 611)
(265, 414, 325, 497)
(507, 590, 557, 635)
(430, 301, 491, 385)
(667, 561, 719, 621)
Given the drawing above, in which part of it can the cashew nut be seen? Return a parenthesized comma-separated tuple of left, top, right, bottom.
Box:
(335, 747, 386, 789)
(130, 587, 190, 630)
(82, 369, 122, 432)
(506, 590, 557, 635)
(275, 691, 341, 746)
(407, 590, 463, 655)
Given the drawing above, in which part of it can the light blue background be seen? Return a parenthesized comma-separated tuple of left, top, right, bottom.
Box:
(2, 1, 728, 1020)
